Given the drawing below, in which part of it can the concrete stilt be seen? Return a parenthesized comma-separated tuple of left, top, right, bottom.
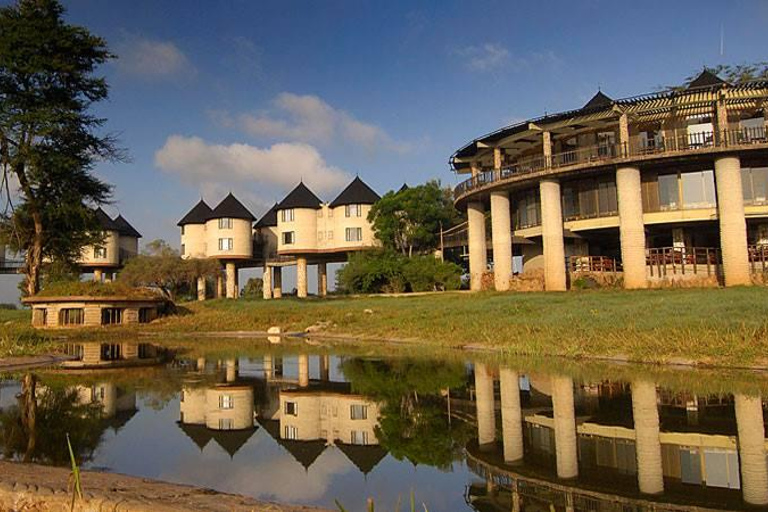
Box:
(318, 262, 328, 297)
(490, 192, 512, 291)
(297, 257, 308, 298)
(632, 380, 664, 494)
(551, 375, 578, 479)
(540, 180, 566, 291)
(225, 262, 237, 299)
(273, 267, 283, 299)
(262, 266, 272, 300)
(225, 358, 237, 383)
(735, 393, 768, 506)
(468, 201, 487, 291)
(500, 368, 524, 464)
(197, 276, 206, 301)
(617, 166, 647, 289)
(93, 269, 103, 282)
(298, 354, 309, 387)
(474, 362, 496, 450)
(715, 155, 751, 286)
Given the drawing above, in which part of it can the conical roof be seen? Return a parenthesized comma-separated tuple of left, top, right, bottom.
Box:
(582, 91, 613, 110)
(329, 176, 380, 208)
(277, 182, 322, 210)
(398, 183, 409, 193)
(94, 207, 119, 231)
(688, 69, 727, 89)
(112, 214, 142, 238)
(337, 443, 387, 475)
(210, 193, 255, 221)
(254, 203, 279, 228)
(177, 422, 213, 450)
(258, 418, 325, 469)
(210, 427, 257, 458)
(178, 199, 213, 226)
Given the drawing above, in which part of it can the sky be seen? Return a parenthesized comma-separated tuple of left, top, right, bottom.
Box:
(2, 0, 768, 300)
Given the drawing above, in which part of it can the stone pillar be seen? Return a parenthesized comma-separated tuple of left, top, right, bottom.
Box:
(298, 354, 309, 387)
(490, 192, 512, 291)
(225, 358, 237, 383)
(196, 357, 206, 373)
(493, 147, 503, 179)
(715, 156, 751, 286)
(715, 96, 730, 146)
(225, 262, 237, 299)
(296, 257, 308, 298)
(542, 131, 552, 167)
(474, 362, 496, 451)
(318, 262, 328, 297)
(632, 380, 664, 495)
(551, 375, 578, 479)
(617, 166, 647, 289)
(467, 201, 487, 291)
(273, 266, 283, 299)
(500, 368, 524, 464)
(216, 272, 224, 298)
(263, 355, 273, 380)
(619, 113, 630, 156)
(540, 180, 567, 291)
(262, 266, 272, 300)
(93, 269, 103, 282)
(319, 355, 330, 381)
(735, 393, 768, 506)
(197, 276, 206, 301)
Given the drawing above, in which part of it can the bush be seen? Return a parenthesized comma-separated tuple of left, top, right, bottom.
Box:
(337, 249, 462, 294)
(0, 303, 17, 310)
(241, 277, 263, 299)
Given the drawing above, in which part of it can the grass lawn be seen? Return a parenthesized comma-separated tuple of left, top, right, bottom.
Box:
(3, 287, 768, 366)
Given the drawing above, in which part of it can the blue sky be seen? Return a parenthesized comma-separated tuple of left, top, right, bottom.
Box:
(2, 0, 768, 299)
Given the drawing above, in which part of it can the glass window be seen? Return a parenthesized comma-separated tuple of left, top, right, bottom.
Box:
(578, 179, 597, 217)
(218, 238, 233, 251)
(282, 232, 295, 245)
(59, 308, 84, 326)
(345, 227, 362, 242)
(180, 244, 185, 256)
(181, 226, 185, 236)
(317, 231, 324, 242)
(218, 218, 233, 229)
(327, 230, 333, 240)
(281, 209, 294, 222)
(753, 167, 768, 203)
(101, 308, 122, 325)
(515, 189, 541, 228)
(681, 170, 716, 208)
(219, 395, 234, 409)
(658, 174, 680, 210)
(284, 401, 298, 416)
(350, 404, 368, 420)
(597, 179, 618, 214)
(562, 184, 578, 219)
(345, 204, 362, 217)
(219, 418, 234, 430)
(350, 430, 368, 445)
(284, 425, 298, 439)
(94, 246, 107, 259)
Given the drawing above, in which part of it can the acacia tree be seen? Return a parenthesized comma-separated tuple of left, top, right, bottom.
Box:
(0, 0, 119, 296)
(368, 180, 460, 256)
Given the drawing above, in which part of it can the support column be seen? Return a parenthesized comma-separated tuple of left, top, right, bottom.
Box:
(197, 276, 206, 301)
(298, 354, 309, 387)
(273, 267, 283, 299)
(296, 257, 308, 298)
(735, 393, 768, 506)
(319, 355, 330, 381)
(631, 380, 664, 495)
(540, 180, 567, 291)
(225, 358, 237, 383)
(542, 131, 552, 167)
(551, 375, 578, 479)
(225, 262, 237, 299)
(467, 201, 487, 291)
(216, 272, 224, 298)
(318, 262, 328, 297)
(715, 155, 751, 286)
(493, 147, 503, 179)
(490, 192, 512, 291)
(93, 269, 103, 282)
(715, 95, 730, 146)
(617, 166, 647, 289)
(263, 355, 273, 380)
(500, 368, 524, 464)
(262, 266, 272, 300)
(474, 362, 496, 451)
(619, 113, 630, 156)
(196, 357, 206, 373)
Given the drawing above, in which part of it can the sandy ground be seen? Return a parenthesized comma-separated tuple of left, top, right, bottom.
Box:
(0, 460, 332, 511)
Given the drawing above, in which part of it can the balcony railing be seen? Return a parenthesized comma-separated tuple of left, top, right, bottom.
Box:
(647, 246, 720, 278)
(749, 244, 768, 273)
(569, 255, 621, 274)
(455, 126, 768, 197)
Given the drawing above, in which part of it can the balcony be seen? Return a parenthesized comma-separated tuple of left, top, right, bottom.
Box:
(455, 126, 768, 199)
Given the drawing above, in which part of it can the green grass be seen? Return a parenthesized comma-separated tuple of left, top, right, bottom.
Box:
(0, 308, 58, 358)
(5, 287, 768, 366)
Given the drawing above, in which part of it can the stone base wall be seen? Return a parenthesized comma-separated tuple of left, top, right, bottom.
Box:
(481, 270, 546, 292)
(647, 274, 720, 288)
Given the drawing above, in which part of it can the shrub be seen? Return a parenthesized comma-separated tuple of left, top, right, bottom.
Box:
(241, 277, 263, 299)
(402, 257, 462, 292)
(0, 303, 17, 310)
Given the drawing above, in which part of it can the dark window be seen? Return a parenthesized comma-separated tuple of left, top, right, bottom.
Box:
(101, 308, 123, 325)
(59, 308, 84, 326)
(100, 343, 122, 361)
(282, 231, 295, 245)
(138, 308, 156, 323)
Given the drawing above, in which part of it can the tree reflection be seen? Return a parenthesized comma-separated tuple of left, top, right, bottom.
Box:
(0, 373, 105, 466)
(341, 358, 472, 469)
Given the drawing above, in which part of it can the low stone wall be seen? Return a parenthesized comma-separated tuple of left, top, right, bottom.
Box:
(481, 270, 546, 292)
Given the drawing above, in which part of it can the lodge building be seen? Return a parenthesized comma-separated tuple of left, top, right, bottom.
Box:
(450, 71, 768, 291)
(77, 208, 142, 281)
(178, 176, 380, 299)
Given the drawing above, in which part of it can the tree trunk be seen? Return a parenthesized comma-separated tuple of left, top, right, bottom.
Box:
(25, 213, 44, 296)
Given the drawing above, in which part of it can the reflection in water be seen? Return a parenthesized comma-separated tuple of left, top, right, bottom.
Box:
(0, 349, 766, 511)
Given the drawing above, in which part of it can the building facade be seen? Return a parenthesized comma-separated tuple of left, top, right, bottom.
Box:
(78, 208, 142, 281)
(451, 71, 768, 291)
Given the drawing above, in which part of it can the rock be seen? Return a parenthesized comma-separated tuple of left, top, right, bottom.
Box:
(363, 309, 373, 315)
(267, 335, 281, 344)
(267, 326, 281, 335)
(305, 320, 332, 333)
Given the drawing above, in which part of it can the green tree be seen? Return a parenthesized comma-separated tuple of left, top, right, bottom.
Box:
(368, 181, 459, 256)
(119, 239, 220, 301)
(0, 0, 120, 296)
(241, 277, 263, 299)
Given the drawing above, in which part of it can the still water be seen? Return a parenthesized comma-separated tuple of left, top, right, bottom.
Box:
(1, 340, 767, 511)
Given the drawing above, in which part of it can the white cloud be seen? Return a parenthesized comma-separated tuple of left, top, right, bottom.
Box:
(115, 35, 195, 79)
(457, 43, 510, 72)
(154, 135, 350, 198)
(214, 93, 409, 153)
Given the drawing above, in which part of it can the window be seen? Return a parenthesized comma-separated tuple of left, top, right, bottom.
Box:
(181, 226, 185, 236)
(180, 244, 185, 256)
(328, 208, 333, 218)
(59, 308, 84, 326)
(101, 308, 123, 325)
(218, 218, 233, 229)
(327, 230, 333, 240)
(345, 204, 362, 217)
(318, 231, 324, 242)
(597, 131, 616, 157)
(138, 308, 156, 324)
(350, 404, 368, 420)
(743, 167, 768, 204)
(350, 430, 368, 445)
(219, 394, 234, 409)
(284, 425, 298, 440)
(281, 209, 294, 222)
(32, 308, 47, 327)
(219, 418, 234, 430)
(658, 173, 680, 210)
(681, 170, 716, 208)
(345, 227, 362, 242)
(282, 231, 295, 245)
(100, 343, 121, 361)
(317, 209, 323, 218)
(284, 401, 298, 416)
(514, 188, 541, 229)
(218, 238, 233, 251)
(94, 246, 107, 259)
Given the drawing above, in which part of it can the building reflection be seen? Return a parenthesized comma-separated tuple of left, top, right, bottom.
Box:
(466, 364, 768, 510)
(61, 341, 165, 368)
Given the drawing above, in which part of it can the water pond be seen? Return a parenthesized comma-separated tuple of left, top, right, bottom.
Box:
(1, 339, 767, 511)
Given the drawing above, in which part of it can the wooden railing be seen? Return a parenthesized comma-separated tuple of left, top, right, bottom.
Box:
(569, 255, 620, 273)
(455, 126, 768, 198)
(749, 244, 768, 273)
(647, 246, 720, 277)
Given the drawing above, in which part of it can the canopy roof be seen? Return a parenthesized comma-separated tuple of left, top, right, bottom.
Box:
(329, 176, 380, 207)
(94, 207, 119, 231)
(210, 193, 255, 221)
(254, 203, 279, 228)
(337, 443, 388, 475)
(112, 214, 142, 238)
(278, 182, 322, 210)
(178, 199, 213, 226)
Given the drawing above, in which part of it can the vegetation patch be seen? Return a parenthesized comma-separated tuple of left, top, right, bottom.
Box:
(35, 280, 160, 299)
